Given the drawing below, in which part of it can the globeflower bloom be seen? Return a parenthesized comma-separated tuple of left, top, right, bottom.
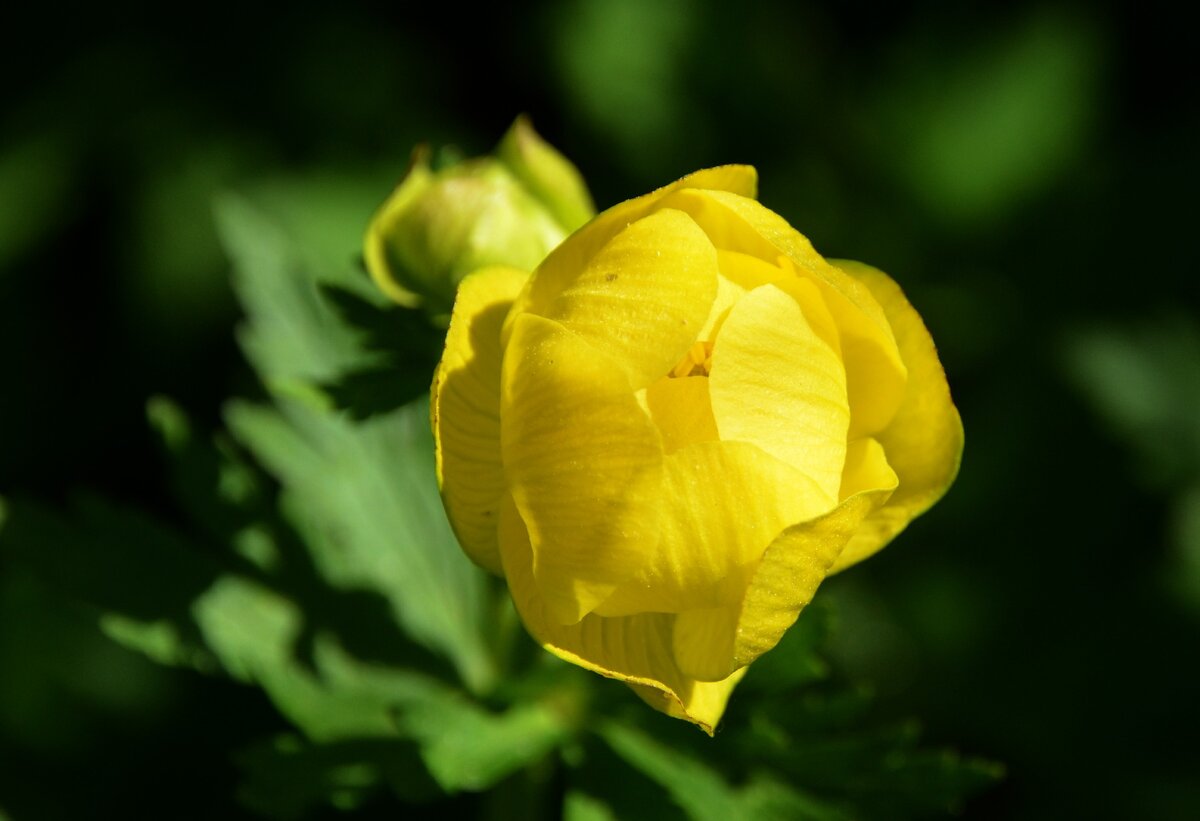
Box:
(432, 166, 962, 733)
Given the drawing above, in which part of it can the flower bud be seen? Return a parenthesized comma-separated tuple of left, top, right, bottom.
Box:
(364, 118, 594, 313)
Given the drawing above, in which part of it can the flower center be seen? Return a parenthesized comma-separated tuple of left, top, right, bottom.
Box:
(669, 341, 714, 378)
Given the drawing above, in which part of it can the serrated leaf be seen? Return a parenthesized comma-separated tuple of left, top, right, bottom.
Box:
(196, 584, 569, 795)
(225, 396, 497, 693)
(214, 176, 496, 692)
(316, 632, 569, 792)
(214, 189, 378, 393)
(395, 695, 569, 792)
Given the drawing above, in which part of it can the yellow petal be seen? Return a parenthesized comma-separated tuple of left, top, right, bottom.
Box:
(662, 188, 908, 438)
(537, 209, 720, 389)
(594, 441, 829, 618)
(708, 283, 848, 505)
(827, 260, 964, 573)
(839, 436, 899, 501)
(672, 475, 896, 681)
(643, 376, 718, 453)
(432, 265, 529, 573)
(508, 166, 757, 340)
(498, 493, 741, 734)
(501, 312, 664, 624)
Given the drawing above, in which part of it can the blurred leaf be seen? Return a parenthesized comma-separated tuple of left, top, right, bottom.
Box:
(147, 395, 269, 550)
(0, 135, 76, 271)
(741, 598, 832, 695)
(395, 695, 568, 792)
(236, 734, 438, 819)
(599, 721, 740, 821)
(552, 0, 703, 175)
(877, 9, 1101, 226)
(598, 721, 848, 821)
(737, 777, 851, 821)
(0, 567, 178, 752)
(0, 495, 220, 662)
(1064, 314, 1200, 486)
(1168, 486, 1200, 615)
(735, 689, 1002, 818)
(126, 142, 255, 335)
(563, 791, 619, 821)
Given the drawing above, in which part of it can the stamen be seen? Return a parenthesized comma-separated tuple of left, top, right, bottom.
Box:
(669, 341, 714, 378)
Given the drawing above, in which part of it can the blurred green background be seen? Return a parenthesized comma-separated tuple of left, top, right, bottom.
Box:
(2, 1, 1197, 818)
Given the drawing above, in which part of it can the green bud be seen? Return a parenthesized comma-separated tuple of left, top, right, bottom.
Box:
(364, 118, 595, 313)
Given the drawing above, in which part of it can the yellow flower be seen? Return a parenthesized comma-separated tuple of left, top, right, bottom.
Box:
(432, 166, 962, 733)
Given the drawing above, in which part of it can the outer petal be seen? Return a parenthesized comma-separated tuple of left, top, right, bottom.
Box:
(708, 283, 848, 505)
(432, 265, 529, 573)
(827, 260, 964, 573)
(672, 454, 898, 682)
(508, 166, 757, 337)
(593, 441, 830, 618)
(498, 494, 742, 734)
(501, 312, 664, 624)
(363, 157, 434, 307)
(538, 209, 719, 389)
(661, 187, 908, 438)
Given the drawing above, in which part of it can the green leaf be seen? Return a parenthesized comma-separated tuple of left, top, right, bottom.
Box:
(0, 495, 221, 672)
(563, 791, 620, 821)
(0, 134, 76, 270)
(875, 8, 1102, 226)
(394, 694, 568, 792)
(735, 690, 1002, 818)
(215, 177, 497, 692)
(742, 598, 832, 695)
(193, 580, 568, 794)
(235, 734, 438, 819)
(214, 187, 380, 395)
(598, 722, 740, 821)
(316, 283, 446, 419)
(225, 396, 497, 693)
(318, 283, 444, 362)
(146, 395, 270, 553)
(737, 777, 851, 821)
(597, 722, 848, 821)
(1064, 315, 1200, 486)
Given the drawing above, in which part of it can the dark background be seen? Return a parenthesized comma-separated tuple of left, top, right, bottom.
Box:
(2, 1, 1197, 818)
